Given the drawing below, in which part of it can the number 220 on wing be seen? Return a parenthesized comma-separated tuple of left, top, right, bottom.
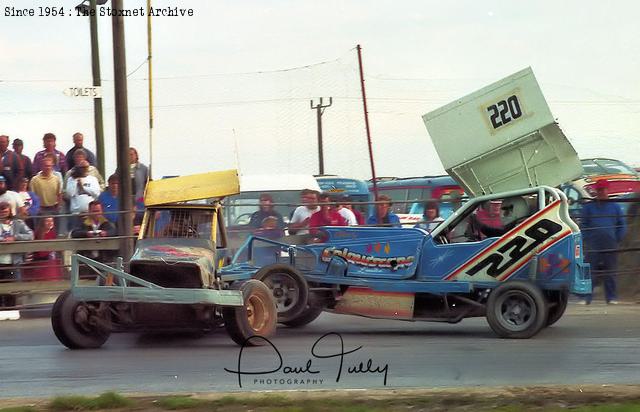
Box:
(486, 95, 523, 129)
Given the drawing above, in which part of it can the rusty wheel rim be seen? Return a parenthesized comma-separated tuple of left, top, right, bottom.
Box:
(246, 294, 269, 333)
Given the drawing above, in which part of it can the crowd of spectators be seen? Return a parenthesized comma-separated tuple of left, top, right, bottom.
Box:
(0, 132, 148, 281)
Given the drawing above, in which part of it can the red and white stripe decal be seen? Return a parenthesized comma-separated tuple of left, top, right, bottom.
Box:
(444, 200, 571, 282)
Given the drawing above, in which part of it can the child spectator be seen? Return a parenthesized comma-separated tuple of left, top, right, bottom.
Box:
(414, 201, 444, 233)
(33, 217, 57, 260)
(21, 216, 63, 281)
(16, 178, 40, 229)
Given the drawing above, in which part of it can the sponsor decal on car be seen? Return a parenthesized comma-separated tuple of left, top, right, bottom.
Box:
(321, 247, 415, 270)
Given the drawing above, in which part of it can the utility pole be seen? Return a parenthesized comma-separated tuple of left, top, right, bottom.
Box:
(89, 0, 105, 177)
(356, 44, 379, 200)
(146, 0, 154, 179)
(111, 0, 134, 260)
(310, 97, 332, 175)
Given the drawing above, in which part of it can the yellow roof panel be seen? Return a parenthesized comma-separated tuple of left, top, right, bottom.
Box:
(144, 169, 240, 206)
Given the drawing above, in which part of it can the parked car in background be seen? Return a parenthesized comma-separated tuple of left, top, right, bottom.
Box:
(580, 158, 639, 178)
(562, 158, 640, 218)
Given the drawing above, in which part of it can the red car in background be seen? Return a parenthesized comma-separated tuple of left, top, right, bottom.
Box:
(561, 158, 640, 217)
(578, 158, 640, 197)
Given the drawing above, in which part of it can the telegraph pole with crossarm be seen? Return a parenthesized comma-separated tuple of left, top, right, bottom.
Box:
(310, 97, 333, 175)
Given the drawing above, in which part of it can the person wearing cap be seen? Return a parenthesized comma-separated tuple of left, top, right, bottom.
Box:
(12, 138, 33, 183)
(0, 134, 20, 190)
(578, 179, 626, 305)
(248, 193, 285, 231)
(32, 133, 67, 175)
(66, 132, 96, 170)
(0, 200, 34, 281)
(0, 175, 25, 217)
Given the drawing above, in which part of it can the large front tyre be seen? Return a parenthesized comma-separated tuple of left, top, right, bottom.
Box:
(486, 281, 548, 339)
(51, 290, 111, 349)
(223, 280, 277, 346)
(253, 264, 309, 323)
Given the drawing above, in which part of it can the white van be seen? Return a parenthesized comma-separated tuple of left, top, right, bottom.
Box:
(222, 174, 321, 249)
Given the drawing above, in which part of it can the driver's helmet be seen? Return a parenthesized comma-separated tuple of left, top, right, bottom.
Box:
(500, 196, 529, 226)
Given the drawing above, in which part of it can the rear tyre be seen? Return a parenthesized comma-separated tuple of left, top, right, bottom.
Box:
(223, 280, 277, 346)
(546, 290, 569, 327)
(51, 290, 111, 349)
(486, 281, 548, 339)
(281, 294, 324, 328)
(253, 264, 309, 323)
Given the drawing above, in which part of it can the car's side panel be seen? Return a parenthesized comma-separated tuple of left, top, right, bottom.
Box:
(416, 237, 500, 281)
(312, 227, 424, 280)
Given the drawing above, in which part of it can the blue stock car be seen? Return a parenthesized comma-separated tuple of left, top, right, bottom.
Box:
(221, 186, 591, 339)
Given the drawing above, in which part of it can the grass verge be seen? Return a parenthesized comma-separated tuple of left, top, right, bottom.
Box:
(2, 386, 640, 412)
(49, 391, 133, 411)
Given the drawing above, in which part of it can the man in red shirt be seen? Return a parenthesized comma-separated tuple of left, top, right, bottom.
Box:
(309, 193, 347, 234)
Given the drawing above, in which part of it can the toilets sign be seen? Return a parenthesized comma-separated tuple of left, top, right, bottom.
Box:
(63, 86, 102, 98)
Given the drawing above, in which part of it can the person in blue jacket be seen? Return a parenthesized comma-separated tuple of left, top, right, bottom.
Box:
(367, 195, 401, 227)
(578, 180, 626, 304)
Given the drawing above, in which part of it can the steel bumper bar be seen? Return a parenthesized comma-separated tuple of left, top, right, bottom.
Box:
(72, 286, 244, 306)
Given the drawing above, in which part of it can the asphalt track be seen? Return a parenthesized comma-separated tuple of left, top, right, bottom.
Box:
(0, 302, 639, 398)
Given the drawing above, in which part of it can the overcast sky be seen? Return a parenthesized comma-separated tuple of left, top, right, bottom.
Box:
(1, 0, 639, 179)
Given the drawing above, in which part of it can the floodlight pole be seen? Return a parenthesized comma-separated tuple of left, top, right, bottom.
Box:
(310, 97, 333, 175)
(111, 0, 134, 260)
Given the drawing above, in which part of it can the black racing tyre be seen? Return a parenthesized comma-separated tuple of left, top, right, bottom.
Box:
(51, 290, 111, 349)
(223, 280, 277, 346)
(545, 289, 569, 327)
(281, 299, 324, 328)
(252, 264, 309, 323)
(486, 281, 549, 339)
(281, 306, 323, 328)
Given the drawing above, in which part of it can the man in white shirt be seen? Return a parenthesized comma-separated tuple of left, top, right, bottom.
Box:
(65, 160, 101, 214)
(288, 189, 320, 235)
(0, 175, 25, 217)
